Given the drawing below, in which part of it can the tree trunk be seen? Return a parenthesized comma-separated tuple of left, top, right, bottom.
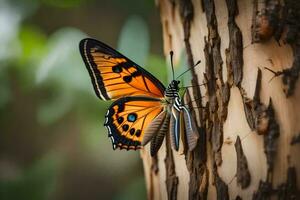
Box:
(140, 0, 300, 199)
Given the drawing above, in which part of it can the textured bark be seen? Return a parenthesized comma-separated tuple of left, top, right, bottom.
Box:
(140, 0, 300, 199)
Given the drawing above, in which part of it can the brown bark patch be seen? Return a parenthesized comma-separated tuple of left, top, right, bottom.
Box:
(213, 164, 229, 200)
(151, 155, 159, 174)
(275, 1, 300, 97)
(225, 0, 243, 87)
(178, 0, 195, 69)
(235, 195, 242, 200)
(251, 0, 281, 43)
(240, 69, 269, 135)
(211, 116, 223, 166)
(290, 134, 300, 145)
(252, 180, 273, 200)
(253, 167, 300, 199)
(281, 44, 300, 97)
(240, 86, 255, 131)
(204, 39, 222, 166)
(277, 167, 300, 199)
(263, 98, 280, 173)
(234, 136, 251, 189)
(218, 83, 230, 121)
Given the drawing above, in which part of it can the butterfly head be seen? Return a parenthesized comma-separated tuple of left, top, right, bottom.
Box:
(170, 80, 180, 91)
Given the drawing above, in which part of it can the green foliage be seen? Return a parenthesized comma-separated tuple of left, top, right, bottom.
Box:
(0, 153, 64, 200)
(0, 68, 11, 110)
(146, 54, 168, 85)
(113, 176, 147, 200)
(41, 0, 88, 8)
(118, 15, 149, 66)
(15, 25, 47, 90)
(35, 28, 93, 124)
(18, 25, 47, 66)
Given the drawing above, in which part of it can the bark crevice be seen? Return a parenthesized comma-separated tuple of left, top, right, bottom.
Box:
(235, 136, 251, 189)
(165, 134, 179, 200)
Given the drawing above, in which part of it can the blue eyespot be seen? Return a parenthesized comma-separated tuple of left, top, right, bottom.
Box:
(127, 113, 137, 122)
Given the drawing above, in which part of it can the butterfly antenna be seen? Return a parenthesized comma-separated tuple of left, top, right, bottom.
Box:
(170, 51, 175, 80)
(176, 60, 201, 79)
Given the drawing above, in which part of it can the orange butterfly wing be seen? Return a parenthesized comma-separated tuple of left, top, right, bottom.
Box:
(79, 38, 167, 150)
(105, 96, 164, 150)
(79, 38, 165, 100)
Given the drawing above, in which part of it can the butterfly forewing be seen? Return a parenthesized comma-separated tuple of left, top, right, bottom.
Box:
(79, 38, 165, 100)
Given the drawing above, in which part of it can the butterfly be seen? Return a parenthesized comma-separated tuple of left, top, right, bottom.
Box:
(79, 38, 199, 156)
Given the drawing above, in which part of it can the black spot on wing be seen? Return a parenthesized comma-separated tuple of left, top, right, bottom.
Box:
(112, 65, 123, 73)
(135, 130, 141, 137)
(130, 128, 135, 135)
(117, 116, 124, 124)
(122, 124, 129, 131)
(131, 70, 142, 77)
(123, 76, 132, 83)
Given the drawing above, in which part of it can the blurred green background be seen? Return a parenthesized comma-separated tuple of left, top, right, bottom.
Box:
(0, 0, 169, 199)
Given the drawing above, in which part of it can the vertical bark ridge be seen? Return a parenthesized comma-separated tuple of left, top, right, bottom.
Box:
(165, 131, 179, 200)
(185, 89, 208, 200)
(225, 0, 243, 87)
(177, 0, 204, 125)
(177, 1, 210, 199)
(177, 0, 204, 127)
(280, 0, 300, 97)
(178, 0, 195, 69)
(214, 163, 229, 200)
(263, 98, 280, 175)
(202, 0, 226, 172)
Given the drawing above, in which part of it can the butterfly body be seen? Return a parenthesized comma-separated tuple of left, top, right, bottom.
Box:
(79, 38, 199, 155)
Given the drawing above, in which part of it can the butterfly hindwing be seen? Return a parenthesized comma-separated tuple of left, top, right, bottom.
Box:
(142, 110, 167, 146)
(104, 96, 164, 150)
(149, 112, 170, 156)
(79, 38, 165, 100)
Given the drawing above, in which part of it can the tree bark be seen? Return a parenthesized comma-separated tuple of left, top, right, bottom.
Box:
(140, 0, 300, 199)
